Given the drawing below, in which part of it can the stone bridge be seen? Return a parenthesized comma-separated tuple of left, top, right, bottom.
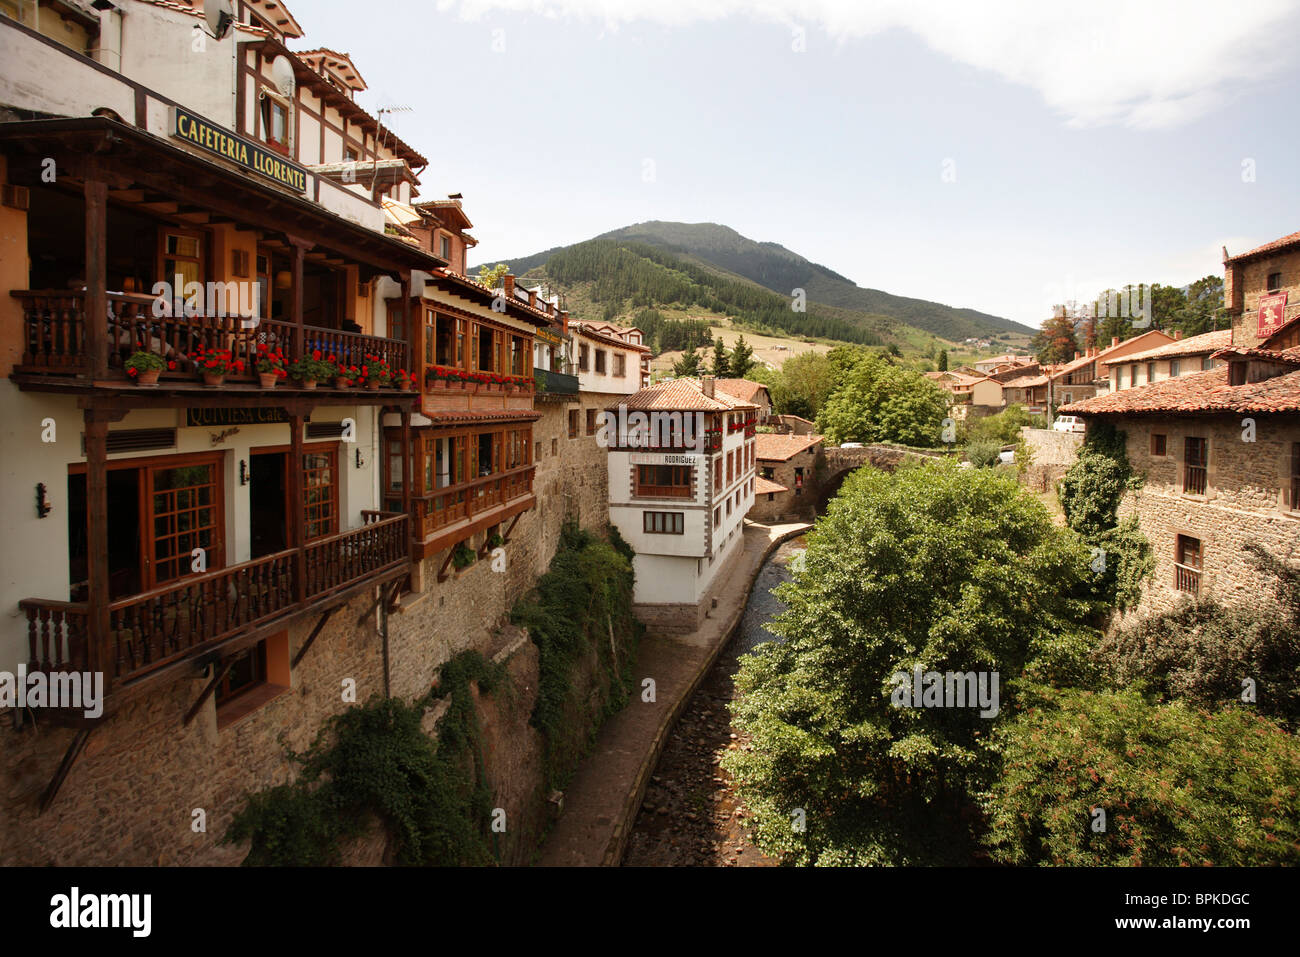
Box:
(815, 444, 950, 508)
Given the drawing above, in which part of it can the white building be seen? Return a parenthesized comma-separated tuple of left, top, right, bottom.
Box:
(604, 376, 757, 634)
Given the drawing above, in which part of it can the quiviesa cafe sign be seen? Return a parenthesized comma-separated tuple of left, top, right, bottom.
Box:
(1258, 291, 1289, 338)
(172, 107, 307, 194)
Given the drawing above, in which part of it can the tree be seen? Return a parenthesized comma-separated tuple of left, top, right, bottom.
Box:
(723, 462, 1103, 865)
(816, 351, 949, 446)
(476, 263, 509, 289)
(982, 686, 1300, 866)
(730, 335, 755, 378)
(886, 342, 902, 357)
(937, 349, 948, 372)
(672, 347, 702, 377)
(710, 337, 730, 377)
(767, 351, 835, 419)
(1032, 313, 1080, 364)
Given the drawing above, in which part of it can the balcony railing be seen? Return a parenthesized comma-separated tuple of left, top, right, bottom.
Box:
(414, 466, 535, 538)
(12, 290, 408, 386)
(1183, 464, 1208, 496)
(534, 366, 579, 395)
(19, 514, 409, 691)
(1174, 562, 1201, 595)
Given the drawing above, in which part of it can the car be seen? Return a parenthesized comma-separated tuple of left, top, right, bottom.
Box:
(1052, 415, 1087, 433)
(998, 449, 1015, 465)
(839, 442, 865, 448)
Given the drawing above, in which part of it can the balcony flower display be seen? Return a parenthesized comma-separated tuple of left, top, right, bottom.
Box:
(253, 344, 289, 389)
(358, 354, 393, 391)
(124, 349, 165, 387)
(288, 350, 335, 390)
(192, 345, 243, 387)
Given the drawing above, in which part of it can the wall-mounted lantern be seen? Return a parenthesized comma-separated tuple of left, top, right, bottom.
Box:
(239, 459, 249, 486)
(35, 483, 52, 518)
(355, 448, 365, 469)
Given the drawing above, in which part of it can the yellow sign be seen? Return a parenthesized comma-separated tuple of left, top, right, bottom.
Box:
(173, 108, 307, 194)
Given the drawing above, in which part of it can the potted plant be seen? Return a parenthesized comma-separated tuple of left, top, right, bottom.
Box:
(288, 351, 334, 389)
(254, 344, 288, 389)
(124, 349, 165, 387)
(394, 369, 416, 391)
(451, 542, 476, 573)
(192, 345, 242, 387)
(359, 354, 393, 391)
(333, 361, 358, 390)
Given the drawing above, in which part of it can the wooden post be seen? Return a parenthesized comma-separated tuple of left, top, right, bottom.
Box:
(288, 410, 307, 603)
(399, 270, 411, 367)
(400, 407, 412, 547)
(84, 408, 111, 692)
(289, 238, 308, 361)
(84, 169, 108, 381)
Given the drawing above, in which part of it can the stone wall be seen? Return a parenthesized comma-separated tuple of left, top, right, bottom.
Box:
(1020, 426, 1083, 492)
(0, 391, 620, 866)
(751, 445, 822, 523)
(1114, 414, 1300, 617)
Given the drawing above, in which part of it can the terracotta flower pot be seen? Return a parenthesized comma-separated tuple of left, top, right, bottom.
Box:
(334, 376, 351, 390)
(366, 378, 382, 391)
(202, 372, 225, 388)
(258, 372, 279, 389)
(135, 369, 160, 387)
(299, 378, 318, 390)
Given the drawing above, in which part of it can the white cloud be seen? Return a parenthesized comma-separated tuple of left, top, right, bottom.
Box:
(438, 0, 1300, 128)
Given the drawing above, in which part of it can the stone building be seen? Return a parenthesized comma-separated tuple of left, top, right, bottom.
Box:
(751, 432, 824, 522)
(1103, 329, 1232, 393)
(0, 0, 617, 866)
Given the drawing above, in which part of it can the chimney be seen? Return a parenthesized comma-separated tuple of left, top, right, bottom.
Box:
(1174, 330, 1182, 340)
(701, 374, 715, 398)
(560, 309, 569, 336)
(1111, 336, 1119, 347)
(528, 288, 536, 308)
(503, 274, 515, 298)
(1072, 351, 1079, 361)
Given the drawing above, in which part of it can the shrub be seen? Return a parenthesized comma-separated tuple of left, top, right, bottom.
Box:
(965, 438, 1001, 468)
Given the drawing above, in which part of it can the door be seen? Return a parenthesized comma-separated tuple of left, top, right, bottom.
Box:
(249, 452, 288, 559)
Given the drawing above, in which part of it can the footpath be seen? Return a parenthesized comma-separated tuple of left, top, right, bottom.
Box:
(536, 520, 811, 866)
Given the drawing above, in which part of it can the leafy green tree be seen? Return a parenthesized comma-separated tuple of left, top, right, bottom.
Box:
(476, 263, 509, 289)
(937, 349, 948, 372)
(966, 439, 1001, 468)
(982, 686, 1300, 866)
(815, 351, 949, 446)
(886, 343, 902, 357)
(730, 335, 756, 378)
(672, 347, 702, 377)
(710, 337, 730, 376)
(724, 462, 1103, 865)
(767, 351, 835, 419)
(962, 404, 1034, 446)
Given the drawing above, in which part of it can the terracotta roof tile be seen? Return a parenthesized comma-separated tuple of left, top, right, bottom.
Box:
(619, 378, 758, 412)
(755, 476, 788, 495)
(755, 432, 822, 461)
(1002, 374, 1048, 388)
(1102, 329, 1234, 365)
(714, 379, 769, 403)
(1060, 366, 1300, 415)
(1226, 231, 1300, 264)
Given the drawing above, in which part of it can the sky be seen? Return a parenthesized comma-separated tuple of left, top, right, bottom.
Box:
(304, 0, 1300, 329)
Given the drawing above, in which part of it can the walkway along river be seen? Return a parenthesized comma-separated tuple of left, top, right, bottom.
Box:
(623, 537, 806, 866)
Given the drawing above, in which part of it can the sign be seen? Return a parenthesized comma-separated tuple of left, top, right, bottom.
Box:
(186, 407, 291, 427)
(173, 107, 308, 193)
(630, 452, 700, 466)
(1258, 292, 1289, 339)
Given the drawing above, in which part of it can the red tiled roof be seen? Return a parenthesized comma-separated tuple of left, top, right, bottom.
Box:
(1103, 329, 1234, 365)
(1060, 366, 1300, 415)
(1002, 374, 1048, 388)
(1210, 345, 1300, 365)
(714, 379, 770, 403)
(755, 432, 822, 462)
(755, 476, 788, 495)
(571, 323, 651, 353)
(1225, 231, 1300, 264)
(619, 378, 758, 412)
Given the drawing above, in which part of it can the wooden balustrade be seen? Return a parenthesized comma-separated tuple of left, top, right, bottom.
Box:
(417, 467, 535, 537)
(11, 290, 407, 384)
(18, 515, 409, 692)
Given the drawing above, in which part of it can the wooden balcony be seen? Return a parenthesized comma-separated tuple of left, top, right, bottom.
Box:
(19, 513, 409, 702)
(11, 290, 410, 394)
(411, 466, 535, 557)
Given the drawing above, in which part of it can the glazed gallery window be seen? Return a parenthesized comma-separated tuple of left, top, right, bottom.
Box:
(1175, 535, 1202, 594)
(636, 465, 693, 498)
(303, 450, 338, 540)
(643, 511, 684, 534)
(1183, 436, 1208, 495)
(260, 93, 291, 154)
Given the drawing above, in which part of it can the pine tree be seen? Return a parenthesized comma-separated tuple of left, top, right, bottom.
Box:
(673, 347, 702, 377)
(937, 349, 948, 372)
(730, 336, 755, 378)
(711, 337, 730, 376)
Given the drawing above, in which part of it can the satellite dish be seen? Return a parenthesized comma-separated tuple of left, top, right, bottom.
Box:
(204, 0, 234, 41)
(270, 56, 297, 98)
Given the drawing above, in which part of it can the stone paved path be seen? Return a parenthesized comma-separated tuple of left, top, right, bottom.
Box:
(536, 520, 810, 866)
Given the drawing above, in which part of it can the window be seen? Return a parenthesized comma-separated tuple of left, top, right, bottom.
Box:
(1183, 436, 1207, 495)
(1146, 362, 1155, 384)
(1229, 362, 1247, 386)
(761, 466, 774, 480)
(586, 409, 598, 435)
(1291, 443, 1300, 511)
(551, 438, 558, 456)
(636, 464, 693, 498)
(1169, 359, 1181, 378)
(260, 93, 291, 154)
(1201, 355, 1214, 371)
(579, 344, 590, 372)
(1175, 535, 1202, 595)
(1268, 271, 1282, 292)
(1150, 433, 1167, 457)
(643, 511, 684, 534)
(215, 631, 291, 729)
(303, 449, 339, 540)
(568, 410, 579, 439)
(595, 350, 607, 374)
(159, 230, 204, 315)
(714, 507, 721, 525)
(440, 235, 452, 260)
(615, 353, 626, 377)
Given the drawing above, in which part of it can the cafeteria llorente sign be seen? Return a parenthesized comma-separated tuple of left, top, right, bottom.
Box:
(172, 107, 308, 193)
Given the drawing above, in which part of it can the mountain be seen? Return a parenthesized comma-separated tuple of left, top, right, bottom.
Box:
(479, 221, 1033, 343)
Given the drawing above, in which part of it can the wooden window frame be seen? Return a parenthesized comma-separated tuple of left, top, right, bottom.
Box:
(249, 440, 342, 542)
(635, 464, 694, 499)
(1174, 534, 1202, 595)
(1150, 433, 1167, 457)
(1183, 436, 1208, 496)
(643, 511, 685, 535)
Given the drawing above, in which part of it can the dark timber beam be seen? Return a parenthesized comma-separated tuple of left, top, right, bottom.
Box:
(39, 727, 95, 815)
(182, 661, 234, 727)
(291, 605, 339, 668)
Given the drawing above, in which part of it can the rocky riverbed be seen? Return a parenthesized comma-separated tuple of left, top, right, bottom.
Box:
(623, 538, 805, 867)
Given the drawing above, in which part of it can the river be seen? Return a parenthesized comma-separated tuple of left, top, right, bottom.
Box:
(623, 537, 806, 867)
